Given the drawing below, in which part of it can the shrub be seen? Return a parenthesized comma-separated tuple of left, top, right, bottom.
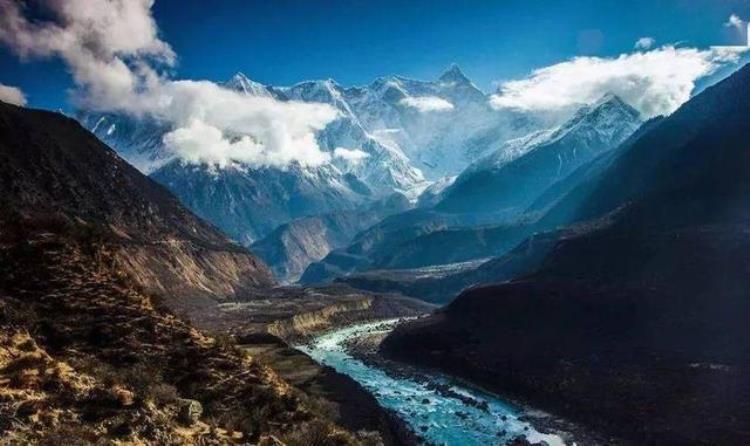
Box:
(281, 420, 355, 446)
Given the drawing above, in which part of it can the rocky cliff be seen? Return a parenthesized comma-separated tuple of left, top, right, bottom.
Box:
(267, 298, 374, 340)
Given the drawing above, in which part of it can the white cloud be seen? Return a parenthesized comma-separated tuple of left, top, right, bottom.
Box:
(490, 45, 746, 119)
(0, 0, 175, 112)
(400, 96, 455, 112)
(333, 147, 370, 164)
(726, 14, 744, 30)
(0, 0, 339, 169)
(162, 115, 332, 169)
(634, 37, 655, 51)
(0, 83, 27, 106)
(155, 80, 338, 168)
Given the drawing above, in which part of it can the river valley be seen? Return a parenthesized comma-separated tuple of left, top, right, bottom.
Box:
(299, 319, 575, 446)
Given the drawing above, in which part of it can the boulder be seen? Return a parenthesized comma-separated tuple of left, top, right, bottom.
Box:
(177, 398, 203, 425)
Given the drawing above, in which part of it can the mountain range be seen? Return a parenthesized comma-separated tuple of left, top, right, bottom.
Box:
(75, 67, 659, 295)
(5, 51, 750, 446)
(77, 65, 548, 281)
(303, 93, 643, 286)
(436, 93, 642, 214)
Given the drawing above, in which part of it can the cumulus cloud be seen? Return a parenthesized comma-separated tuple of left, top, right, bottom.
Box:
(490, 45, 746, 119)
(0, 83, 27, 106)
(0, 0, 339, 169)
(726, 14, 744, 30)
(155, 80, 338, 168)
(634, 37, 655, 51)
(0, 0, 175, 111)
(400, 96, 455, 112)
(333, 147, 370, 164)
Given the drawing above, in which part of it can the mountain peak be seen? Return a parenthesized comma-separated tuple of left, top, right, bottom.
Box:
(322, 78, 340, 88)
(592, 92, 629, 109)
(591, 93, 641, 120)
(439, 63, 470, 83)
(225, 72, 271, 97)
(567, 93, 640, 125)
(229, 71, 250, 82)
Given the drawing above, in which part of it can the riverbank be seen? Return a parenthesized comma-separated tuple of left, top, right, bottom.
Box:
(198, 286, 432, 446)
(238, 331, 421, 446)
(186, 283, 435, 445)
(198, 283, 435, 341)
(344, 319, 610, 445)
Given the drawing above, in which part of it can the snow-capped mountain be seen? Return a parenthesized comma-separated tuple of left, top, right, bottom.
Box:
(340, 64, 541, 180)
(301, 94, 644, 283)
(279, 78, 426, 194)
(150, 161, 371, 245)
(77, 112, 173, 173)
(81, 64, 543, 190)
(437, 93, 643, 214)
(224, 72, 276, 98)
(77, 65, 548, 254)
(80, 114, 377, 245)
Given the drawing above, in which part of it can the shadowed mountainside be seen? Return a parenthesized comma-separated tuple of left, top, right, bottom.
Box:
(383, 63, 750, 444)
(303, 95, 641, 286)
(0, 102, 274, 316)
(252, 193, 412, 283)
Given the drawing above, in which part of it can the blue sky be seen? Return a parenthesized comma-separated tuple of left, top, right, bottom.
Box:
(2, 0, 750, 110)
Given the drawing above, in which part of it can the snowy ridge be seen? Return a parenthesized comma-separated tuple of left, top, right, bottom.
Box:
(76, 66, 556, 255)
(224, 72, 274, 98)
(466, 93, 642, 175)
(80, 65, 548, 195)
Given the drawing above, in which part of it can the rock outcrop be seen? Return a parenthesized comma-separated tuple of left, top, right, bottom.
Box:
(268, 298, 373, 339)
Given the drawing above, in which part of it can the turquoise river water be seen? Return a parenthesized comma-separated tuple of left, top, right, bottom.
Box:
(299, 319, 572, 446)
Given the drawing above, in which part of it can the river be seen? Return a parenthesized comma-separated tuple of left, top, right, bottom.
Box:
(298, 319, 572, 446)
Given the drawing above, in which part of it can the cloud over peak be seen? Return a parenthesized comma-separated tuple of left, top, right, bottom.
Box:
(333, 147, 370, 164)
(159, 82, 339, 169)
(0, 0, 338, 169)
(490, 45, 745, 119)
